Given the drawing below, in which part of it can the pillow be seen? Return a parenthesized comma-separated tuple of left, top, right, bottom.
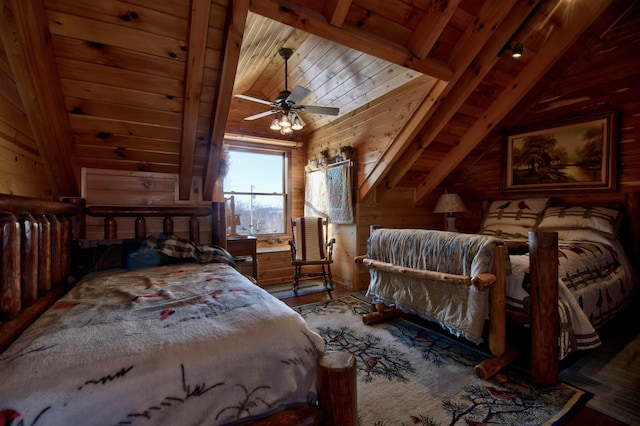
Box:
(536, 206, 621, 239)
(480, 198, 550, 236)
(143, 233, 235, 266)
(478, 224, 532, 240)
(69, 238, 143, 283)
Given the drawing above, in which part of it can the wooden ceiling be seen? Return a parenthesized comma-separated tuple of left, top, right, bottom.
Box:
(1, 0, 634, 202)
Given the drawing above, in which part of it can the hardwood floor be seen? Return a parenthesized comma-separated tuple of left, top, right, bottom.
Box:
(279, 285, 630, 426)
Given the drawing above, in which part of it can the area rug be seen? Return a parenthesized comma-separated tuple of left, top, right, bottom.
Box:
(295, 295, 590, 426)
(265, 280, 329, 299)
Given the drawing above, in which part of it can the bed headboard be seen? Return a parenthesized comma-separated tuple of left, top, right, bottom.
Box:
(478, 192, 640, 268)
(0, 195, 227, 352)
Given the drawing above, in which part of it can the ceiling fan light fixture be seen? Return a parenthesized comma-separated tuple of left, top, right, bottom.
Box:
(291, 115, 303, 130)
(270, 117, 281, 130)
(279, 114, 291, 128)
(280, 127, 293, 136)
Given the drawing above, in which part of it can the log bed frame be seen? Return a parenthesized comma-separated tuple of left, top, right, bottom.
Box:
(0, 194, 355, 426)
(356, 192, 640, 386)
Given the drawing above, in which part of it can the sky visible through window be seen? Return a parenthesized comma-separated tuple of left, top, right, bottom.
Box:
(224, 151, 283, 196)
(224, 150, 286, 234)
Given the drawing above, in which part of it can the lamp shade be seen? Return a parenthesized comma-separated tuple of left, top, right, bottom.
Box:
(433, 193, 466, 215)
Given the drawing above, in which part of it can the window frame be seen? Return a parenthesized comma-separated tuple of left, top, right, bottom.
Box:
(222, 142, 292, 239)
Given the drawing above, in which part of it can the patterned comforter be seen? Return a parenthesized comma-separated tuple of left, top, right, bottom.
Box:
(0, 263, 324, 425)
(364, 228, 636, 360)
(366, 229, 503, 342)
(507, 234, 635, 359)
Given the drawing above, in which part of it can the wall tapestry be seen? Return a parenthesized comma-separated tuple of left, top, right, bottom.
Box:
(304, 161, 353, 224)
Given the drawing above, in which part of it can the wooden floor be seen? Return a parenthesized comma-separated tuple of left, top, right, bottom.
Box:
(280, 285, 630, 426)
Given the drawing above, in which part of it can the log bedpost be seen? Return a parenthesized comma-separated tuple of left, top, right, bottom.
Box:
(528, 230, 559, 386)
(211, 201, 226, 248)
(317, 351, 357, 426)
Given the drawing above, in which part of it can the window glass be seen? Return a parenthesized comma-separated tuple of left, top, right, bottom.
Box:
(223, 149, 287, 236)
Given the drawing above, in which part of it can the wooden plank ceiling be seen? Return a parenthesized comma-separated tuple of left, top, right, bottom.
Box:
(0, 0, 627, 201)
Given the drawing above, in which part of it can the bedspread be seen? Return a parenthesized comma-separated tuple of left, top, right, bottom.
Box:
(0, 263, 324, 425)
(365, 229, 504, 342)
(507, 236, 635, 359)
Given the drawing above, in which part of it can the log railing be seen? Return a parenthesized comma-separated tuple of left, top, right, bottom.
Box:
(0, 195, 81, 352)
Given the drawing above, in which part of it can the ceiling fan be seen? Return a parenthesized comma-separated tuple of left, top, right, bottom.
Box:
(235, 48, 340, 133)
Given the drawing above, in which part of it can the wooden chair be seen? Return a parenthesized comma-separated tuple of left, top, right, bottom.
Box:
(288, 217, 336, 296)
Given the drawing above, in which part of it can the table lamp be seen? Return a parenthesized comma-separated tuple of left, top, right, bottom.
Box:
(433, 193, 466, 232)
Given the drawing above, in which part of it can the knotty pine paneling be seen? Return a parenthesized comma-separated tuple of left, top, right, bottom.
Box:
(440, 4, 640, 231)
(0, 46, 54, 199)
(81, 168, 211, 241)
(349, 188, 439, 290)
(305, 75, 438, 290)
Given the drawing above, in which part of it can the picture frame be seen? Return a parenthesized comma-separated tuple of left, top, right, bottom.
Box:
(503, 111, 617, 193)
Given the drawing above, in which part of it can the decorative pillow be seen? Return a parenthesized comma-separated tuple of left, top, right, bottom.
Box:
(536, 206, 621, 239)
(478, 224, 532, 240)
(480, 198, 550, 235)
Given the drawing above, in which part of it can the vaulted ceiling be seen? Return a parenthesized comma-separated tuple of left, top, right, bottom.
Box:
(1, 0, 635, 202)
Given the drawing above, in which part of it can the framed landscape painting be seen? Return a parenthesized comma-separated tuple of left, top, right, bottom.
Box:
(503, 111, 617, 193)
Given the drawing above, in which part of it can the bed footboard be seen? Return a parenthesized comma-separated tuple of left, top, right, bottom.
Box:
(356, 242, 516, 381)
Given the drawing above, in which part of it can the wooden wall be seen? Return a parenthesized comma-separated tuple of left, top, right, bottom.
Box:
(440, 5, 640, 233)
(304, 74, 437, 290)
(0, 38, 55, 199)
(82, 168, 213, 242)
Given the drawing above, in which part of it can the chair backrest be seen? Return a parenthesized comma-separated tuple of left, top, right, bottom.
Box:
(291, 217, 328, 261)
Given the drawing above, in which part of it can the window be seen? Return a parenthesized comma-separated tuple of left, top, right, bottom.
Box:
(223, 146, 289, 236)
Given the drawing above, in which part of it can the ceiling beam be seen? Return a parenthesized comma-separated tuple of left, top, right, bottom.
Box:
(383, 0, 528, 191)
(179, 0, 212, 200)
(0, 0, 81, 197)
(414, 0, 615, 202)
(250, 0, 454, 81)
(202, 0, 250, 200)
(408, 0, 461, 59)
(358, 0, 520, 201)
(323, 0, 351, 27)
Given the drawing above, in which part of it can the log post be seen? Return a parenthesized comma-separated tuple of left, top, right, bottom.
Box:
(105, 216, 117, 239)
(189, 215, 200, 243)
(0, 213, 20, 321)
(529, 231, 559, 386)
(36, 214, 51, 294)
(211, 201, 226, 248)
(50, 215, 63, 286)
(19, 214, 38, 307)
(163, 215, 174, 235)
(488, 245, 507, 357)
(317, 351, 357, 426)
(135, 216, 146, 238)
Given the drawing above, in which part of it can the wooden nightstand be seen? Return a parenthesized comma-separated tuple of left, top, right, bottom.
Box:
(227, 236, 258, 279)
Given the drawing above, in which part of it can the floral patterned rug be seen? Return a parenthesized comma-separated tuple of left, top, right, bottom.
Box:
(295, 295, 590, 426)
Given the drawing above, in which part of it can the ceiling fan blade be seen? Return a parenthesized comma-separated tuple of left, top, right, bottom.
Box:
(285, 86, 311, 106)
(293, 111, 306, 127)
(298, 105, 340, 116)
(235, 94, 273, 106)
(244, 110, 278, 121)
